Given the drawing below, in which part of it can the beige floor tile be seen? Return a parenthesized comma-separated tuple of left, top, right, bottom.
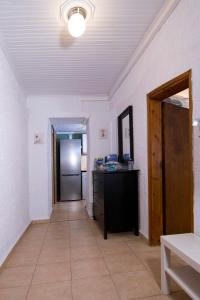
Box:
(47, 222, 69, 230)
(46, 228, 69, 236)
(67, 214, 87, 221)
(70, 236, 97, 248)
(0, 266, 34, 288)
(53, 203, 72, 210)
(4, 250, 38, 268)
(21, 231, 45, 241)
(32, 263, 71, 285)
(47, 227, 69, 233)
(50, 216, 66, 222)
(50, 219, 68, 224)
(38, 248, 70, 264)
(27, 281, 72, 300)
(47, 222, 69, 229)
(69, 220, 91, 230)
(104, 252, 146, 274)
(27, 224, 48, 233)
(67, 205, 85, 212)
(97, 240, 132, 256)
(23, 225, 47, 237)
(24, 231, 46, 239)
(50, 214, 69, 222)
(68, 209, 87, 215)
(69, 221, 91, 230)
(50, 213, 67, 219)
(71, 245, 102, 261)
(70, 227, 94, 238)
(0, 286, 28, 300)
(88, 219, 101, 231)
(42, 239, 70, 250)
(91, 227, 104, 237)
(14, 239, 43, 253)
(126, 238, 160, 253)
(136, 249, 161, 275)
(51, 203, 88, 222)
(72, 275, 120, 300)
(50, 219, 67, 224)
(112, 270, 161, 299)
(45, 230, 69, 240)
(71, 257, 109, 279)
(51, 211, 68, 216)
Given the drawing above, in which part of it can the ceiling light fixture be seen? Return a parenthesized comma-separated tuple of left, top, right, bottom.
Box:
(60, 0, 95, 38)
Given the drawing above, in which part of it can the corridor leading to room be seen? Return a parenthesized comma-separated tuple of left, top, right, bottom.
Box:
(0, 201, 189, 299)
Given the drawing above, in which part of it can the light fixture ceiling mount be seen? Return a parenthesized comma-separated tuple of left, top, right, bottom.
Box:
(60, 0, 95, 38)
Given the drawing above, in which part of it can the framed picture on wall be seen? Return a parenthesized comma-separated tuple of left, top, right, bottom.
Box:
(99, 128, 108, 139)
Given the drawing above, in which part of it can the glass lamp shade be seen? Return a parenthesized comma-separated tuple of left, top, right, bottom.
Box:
(68, 12, 86, 38)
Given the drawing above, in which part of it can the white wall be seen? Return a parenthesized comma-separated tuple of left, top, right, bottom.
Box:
(27, 96, 111, 220)
(0, 48, 30, 265)
(110, 0, 200, 238)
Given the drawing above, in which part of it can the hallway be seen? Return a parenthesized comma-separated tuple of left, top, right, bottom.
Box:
(0, 201, 189, 300)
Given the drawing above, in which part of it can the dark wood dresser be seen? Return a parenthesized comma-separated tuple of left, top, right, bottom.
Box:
(93, 169, 139, 239)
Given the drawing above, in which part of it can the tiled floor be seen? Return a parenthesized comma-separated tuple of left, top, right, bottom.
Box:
(0, 201, 191, 300)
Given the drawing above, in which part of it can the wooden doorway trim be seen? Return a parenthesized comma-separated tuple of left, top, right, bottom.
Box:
(51, 126, 57, 206)
(147, 70, 193, 245)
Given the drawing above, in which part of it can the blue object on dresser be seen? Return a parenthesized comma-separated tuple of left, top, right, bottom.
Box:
(123, 153, 131, 161)
(105, 154, 118, 162)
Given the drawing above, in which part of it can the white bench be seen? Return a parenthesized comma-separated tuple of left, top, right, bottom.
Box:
(161, 233, 200, 300)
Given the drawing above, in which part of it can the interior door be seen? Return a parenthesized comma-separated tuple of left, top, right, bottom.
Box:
(162, 102, 192, 235)
(53, 130, 57, 203)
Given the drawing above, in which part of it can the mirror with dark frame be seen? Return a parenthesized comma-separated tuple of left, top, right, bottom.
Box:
(118, 105, 134, 163)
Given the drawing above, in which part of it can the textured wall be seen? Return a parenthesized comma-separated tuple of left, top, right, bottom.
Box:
(27, 96, 111, 220)
(0, 49, 30, 265)
(110, 0, 200, 238)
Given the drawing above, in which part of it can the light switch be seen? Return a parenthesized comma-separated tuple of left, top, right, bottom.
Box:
(34, 133, 43, 144)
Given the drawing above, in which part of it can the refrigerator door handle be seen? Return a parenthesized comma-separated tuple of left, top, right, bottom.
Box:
(62, 174, 80, 176)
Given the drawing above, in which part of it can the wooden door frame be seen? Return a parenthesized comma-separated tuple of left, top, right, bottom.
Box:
(51, 126, 57, 206)
(147, 70, 193, 245)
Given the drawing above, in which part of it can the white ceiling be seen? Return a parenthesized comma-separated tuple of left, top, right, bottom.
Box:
(50, 117, 87, 133)
(0, 0, 166, 95)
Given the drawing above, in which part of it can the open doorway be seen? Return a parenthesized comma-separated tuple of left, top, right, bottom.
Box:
(50, 118, 88, 205)
(147, 70, 193, 245)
